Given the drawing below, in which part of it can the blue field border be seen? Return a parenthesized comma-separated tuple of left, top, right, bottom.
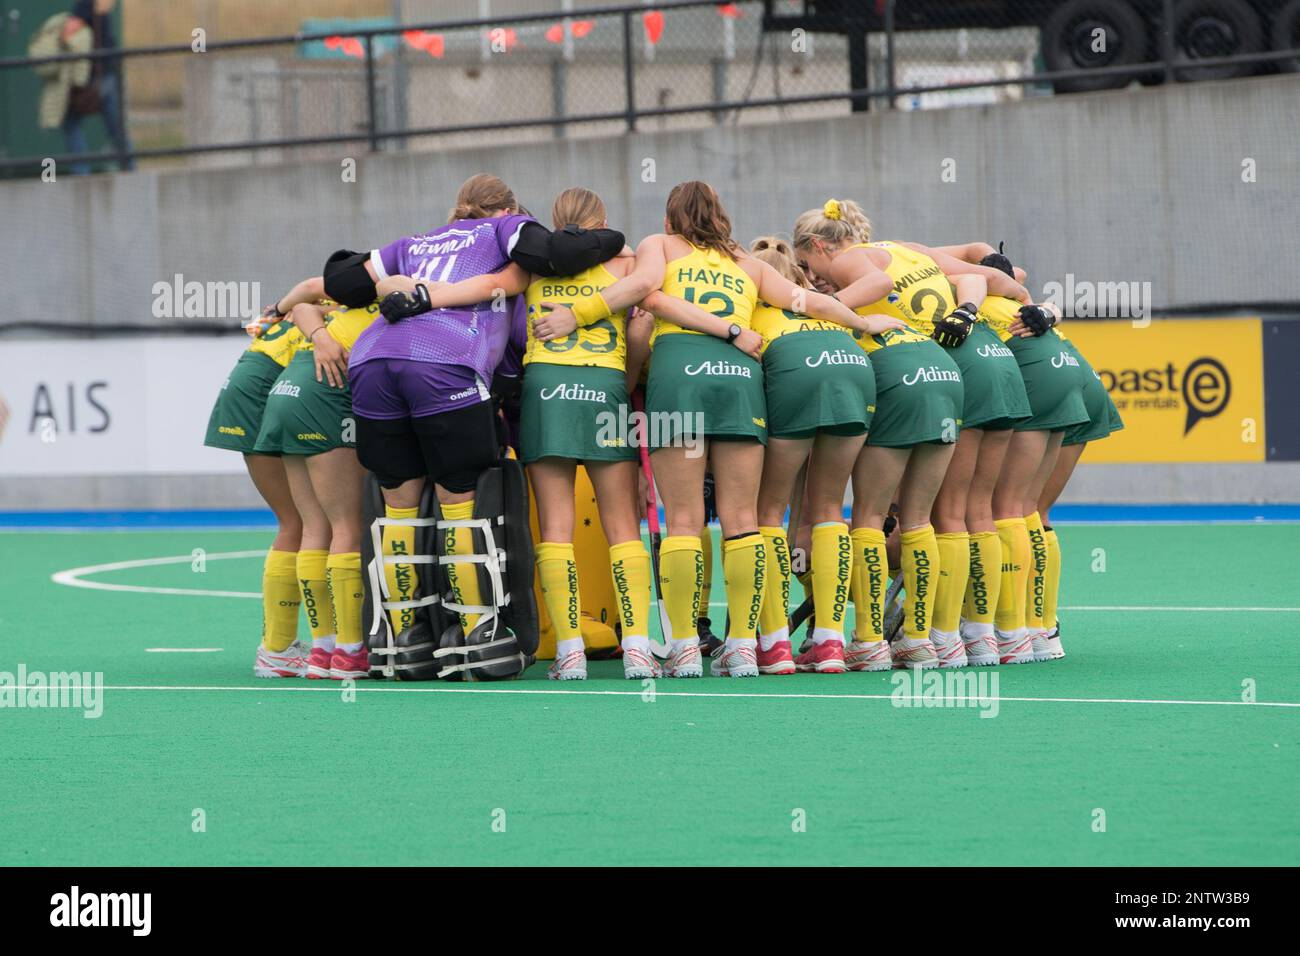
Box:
(1, 503, 1298, 530)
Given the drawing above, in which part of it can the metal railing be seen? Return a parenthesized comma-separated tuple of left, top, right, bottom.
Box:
(3, 0, 1298, 175)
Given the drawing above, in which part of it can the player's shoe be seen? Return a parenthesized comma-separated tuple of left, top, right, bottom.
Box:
(547, 648, 588, 680)
(757, 639, 797, 675)
(697, 616, 723, 657)
(662, 639, 703, 678)
(710, 640, 760, 678)
(844, 639, 892, 672)
(622, 645, 661, 680)
(305, 645, 334, 679)
(996, 628, 1035, 665)
(795, 639, 846, 673)
(891, 635, 939, 669)
(959, 622, 999, 667)
(329, 644, 371, 680)
(1032, 626, 1066, 662)
(929, 630, 968, 668)
(253, 640, 307, 678)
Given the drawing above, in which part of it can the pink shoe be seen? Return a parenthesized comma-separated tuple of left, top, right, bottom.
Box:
(306, 645, 334, 680)
(794, 639, 846, 674)
(329, 644, 371, 680)
(757, 639, 796, 675)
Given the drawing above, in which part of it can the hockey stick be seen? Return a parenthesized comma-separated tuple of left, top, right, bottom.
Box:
(632, 392, 673, 659)
(784, 457, 810, 632)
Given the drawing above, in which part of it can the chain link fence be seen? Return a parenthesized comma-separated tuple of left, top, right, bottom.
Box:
(3, 0, 1299, 175)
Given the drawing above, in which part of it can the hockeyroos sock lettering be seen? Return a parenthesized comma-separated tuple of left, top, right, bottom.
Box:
(994, 517, 1030, 634)
(326, 552, 364, 649)
(851, 527, 887, 642)
(962, 531, 1001, 626)
(723, 533, 766, 641)
(933, 532, 970, 636)
(382, 505, 420, 635)
(699, 527, 714, 608)
(758, 527, 790, 641)
(1024, 513, 1049, 630)
(608, 540, 652, 640)
(1042, 527, 1062, 632)
(901, 525, 940, 641)
(537, 542, 583, 646)
(441, 500, 484, 635)
(261, 549, 301, 652)
(811, 523, 851, 638)
(659, 536, 704, 642)
(296, 549, 336, 646)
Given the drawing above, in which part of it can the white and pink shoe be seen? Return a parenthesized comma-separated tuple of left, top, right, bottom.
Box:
(959, 621, 999, 667)
(548, 648, 588, 681)
(662, 638, 703, 678)
(891, 635, 940, 669)
(621, 645, 661, 680)
(929, 629, 968, 668)
(1032, 627, 1066, 662)
(844, 639, 892, 672)
(996, 628, 1035, 665)
(710, 640, 760, 678)
(253, 640, 308, 678)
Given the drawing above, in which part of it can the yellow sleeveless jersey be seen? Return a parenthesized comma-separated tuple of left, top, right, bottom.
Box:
(654, 244, 757, 345)
(750, 301, 842, 352)
(524, 263, 627, 370)
(978, 294, 1069, 345)
(247, 318, 305, 367)
(301, 300, 381, 351)
(842, 241, 948, 355)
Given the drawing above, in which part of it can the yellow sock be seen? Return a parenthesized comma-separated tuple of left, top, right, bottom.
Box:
(850, 527, 887, 642)
(1043, 527, 1062, 632)
(699, 526, 714, 617)
(382, 505, 420, 637)
(810, 522, 851, 641)
(758, 526, 790, 641)
(1025, 512, 1049, 632)
(994, 517, 1030, 634)
(326, 552, 364, 649)
(296, 549, 336, 648)
(659, 536, 703, 642)
(441, 499, 484, 635)
(900, 524, 940, 641)
(932, 531, 970, 636)
(962, 531, 1002, 627)
(609, 540, 652, 641)
(537, 542, 582, 650)
(261, 549, 300, 652)
(722, 533, 766, 642)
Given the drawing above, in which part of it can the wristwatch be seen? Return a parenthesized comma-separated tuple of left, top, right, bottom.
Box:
(725, 323, 742, 343)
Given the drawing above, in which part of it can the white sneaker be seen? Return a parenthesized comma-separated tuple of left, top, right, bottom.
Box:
(710, 640, 759, 678)
(959, 620, 999, 666)
(547, 648, 588, 680)
(929, 629, 968, 668)
(254, 640, 308, 678)
(663, 639, 703, 678)
(844, 639, 892, 672)
(622, 645, 662, 680)
(996, 628, 1034, 665)
(1032, 627, 1065, 661)
(891, 635, 939, 669)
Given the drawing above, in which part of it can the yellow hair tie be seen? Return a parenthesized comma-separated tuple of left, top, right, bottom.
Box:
(823, 199, 841, 221)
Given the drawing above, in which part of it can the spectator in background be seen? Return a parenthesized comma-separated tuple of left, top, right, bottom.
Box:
(61, 0, 134, 174)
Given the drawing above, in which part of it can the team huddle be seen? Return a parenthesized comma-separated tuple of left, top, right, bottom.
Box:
(204, 173, 1122, 682)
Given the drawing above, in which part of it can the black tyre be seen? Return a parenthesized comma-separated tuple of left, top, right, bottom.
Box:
(1271, 0, 1300, 73)
(1172, 0, 1264, 81)
(1042, 0, 1149, 93)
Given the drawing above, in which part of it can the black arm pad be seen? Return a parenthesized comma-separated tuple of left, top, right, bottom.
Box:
(322, 249, 378, 308)
(510, 222, 626, 277)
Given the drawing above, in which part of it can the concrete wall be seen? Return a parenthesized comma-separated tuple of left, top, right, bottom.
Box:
(4, 73, 1299, 330)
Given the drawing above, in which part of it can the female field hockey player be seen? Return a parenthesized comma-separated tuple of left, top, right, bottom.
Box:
(204, 276, 320, 678)
(793, 199, 1024, 671)
(746, 236, 890, 675)
(1034, 325, 1124, 660)
(253, 297, 383, 679)
(540, 182, 894, 679)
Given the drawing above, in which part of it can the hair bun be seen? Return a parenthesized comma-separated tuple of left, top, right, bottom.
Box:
(823, 199, 842, 221)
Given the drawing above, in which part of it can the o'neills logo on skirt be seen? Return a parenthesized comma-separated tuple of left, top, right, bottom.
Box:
(805, 349, 868, 368)
(539, 383, 608, 403)
(902, 366, 961, 385)
(684, 360, 751, 377)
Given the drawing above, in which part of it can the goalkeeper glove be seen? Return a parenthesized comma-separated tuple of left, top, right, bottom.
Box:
(380, 284, 432, 323)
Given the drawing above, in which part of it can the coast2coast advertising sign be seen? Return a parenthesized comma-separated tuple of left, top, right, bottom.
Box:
(1064, 318, 1265, 463)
